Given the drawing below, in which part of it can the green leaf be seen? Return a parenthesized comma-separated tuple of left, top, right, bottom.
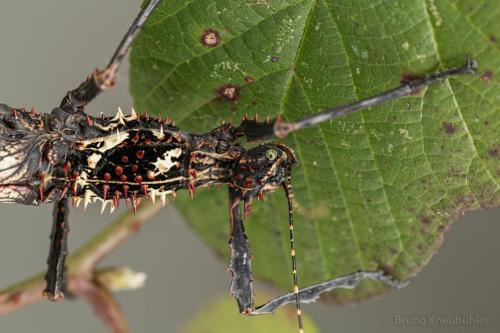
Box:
(180, 294, 319, 333)
(130, 0, 499, 302)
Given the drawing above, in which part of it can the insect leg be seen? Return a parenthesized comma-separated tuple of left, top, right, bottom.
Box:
(59, 0, 161, 113)
(233, 57, 477, 142)
(251, 271, 409, 315)
(236, 178, 306, 332)
(228, 188, 255, 313)
(44, 198, 70, 301)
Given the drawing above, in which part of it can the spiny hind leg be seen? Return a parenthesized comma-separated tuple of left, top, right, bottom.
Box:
(228, 188, 255, 313)
(44, 199, 70, 301)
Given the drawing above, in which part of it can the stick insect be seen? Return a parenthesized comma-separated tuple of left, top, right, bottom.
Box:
(0, 1, 478, 332)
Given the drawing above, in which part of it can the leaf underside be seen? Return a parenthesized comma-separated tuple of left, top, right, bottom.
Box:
(130, 0, 499, 303)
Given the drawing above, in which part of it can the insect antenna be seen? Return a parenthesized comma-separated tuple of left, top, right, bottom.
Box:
(283, 177, 304, 333)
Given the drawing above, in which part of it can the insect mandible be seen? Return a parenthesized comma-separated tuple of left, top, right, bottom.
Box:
(0, 1, 478, 332)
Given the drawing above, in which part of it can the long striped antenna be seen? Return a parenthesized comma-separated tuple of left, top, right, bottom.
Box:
(283, 176, 304, 333)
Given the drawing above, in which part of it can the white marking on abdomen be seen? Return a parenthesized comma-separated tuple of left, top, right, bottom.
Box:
(77, 131, 129, 152)
(87, 153, 102, 169)
(153, 148, 182, 175)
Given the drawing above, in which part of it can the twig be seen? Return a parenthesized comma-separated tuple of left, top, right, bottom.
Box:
(0, 200, 162, 332)
(68, 200, 161, 275)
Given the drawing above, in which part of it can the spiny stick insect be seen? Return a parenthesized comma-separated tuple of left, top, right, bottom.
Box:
(0, 1, 478, 332)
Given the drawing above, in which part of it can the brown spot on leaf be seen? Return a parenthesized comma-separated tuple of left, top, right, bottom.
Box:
(490, 35, 497, 43)
(377, 264, 397, 279)
(420, 216, 432, 225)
(400, 74, 423, 95)
(216, 84, 240, 102)
(244, 76, 255, 84)
(442, 122, 456, 134)
(200, 29, 220, 48)
(389, 247, 400, 255)
(270, 56, 279, 63)
(480, 70, 493, 84)
(400, 73, 421, 85)
(489, 147, 499, 158)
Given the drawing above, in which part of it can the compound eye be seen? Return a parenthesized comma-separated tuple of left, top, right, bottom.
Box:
(265, 149, 278, 161)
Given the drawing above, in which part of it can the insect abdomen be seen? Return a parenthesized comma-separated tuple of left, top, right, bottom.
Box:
(68, 124, 189, 209)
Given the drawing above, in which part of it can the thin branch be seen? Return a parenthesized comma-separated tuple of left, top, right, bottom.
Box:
(0, 273, 45, 315)
(0, 200, 162, 331)
(68, 200, 162, 275)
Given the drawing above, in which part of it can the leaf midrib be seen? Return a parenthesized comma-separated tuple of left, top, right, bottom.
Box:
(320, 0, 407, 268)
(279, 0, 331, 280)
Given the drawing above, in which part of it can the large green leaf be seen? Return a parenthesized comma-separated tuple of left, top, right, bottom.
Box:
(130, 0, 499, 302)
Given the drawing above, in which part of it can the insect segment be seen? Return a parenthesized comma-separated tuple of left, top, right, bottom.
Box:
(0, 0, 480, 332)
(63, 111, 206, 213)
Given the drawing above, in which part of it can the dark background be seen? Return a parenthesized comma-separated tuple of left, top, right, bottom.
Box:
(0, 1, 498, 332)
